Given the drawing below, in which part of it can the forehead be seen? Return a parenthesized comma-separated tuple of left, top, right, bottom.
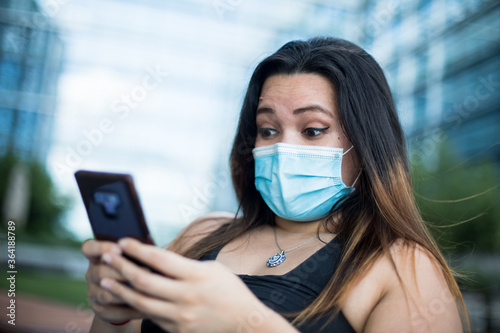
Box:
(261, 74, 335, 102)
(257, 74, 338, 118)
(259, 73, 337, 110)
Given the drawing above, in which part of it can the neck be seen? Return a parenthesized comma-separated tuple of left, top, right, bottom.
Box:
(274, 216, 329, 235)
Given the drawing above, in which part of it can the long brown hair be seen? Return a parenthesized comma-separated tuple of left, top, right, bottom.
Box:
(171, 37, 468, 330)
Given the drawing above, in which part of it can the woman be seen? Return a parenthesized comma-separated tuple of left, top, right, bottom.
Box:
(82, 37, 467, 332)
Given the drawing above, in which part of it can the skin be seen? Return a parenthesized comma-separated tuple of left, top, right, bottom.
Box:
(83, 74, 462, 332)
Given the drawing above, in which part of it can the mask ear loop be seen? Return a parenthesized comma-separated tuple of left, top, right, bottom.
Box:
(342, 145, 355, 156)
(351, 169, 362, 187)
(342, 145, 362, 187)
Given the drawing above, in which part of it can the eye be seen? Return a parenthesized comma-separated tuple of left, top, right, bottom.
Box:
(303, 127, 330, 138)
(257, 128, 278, 138)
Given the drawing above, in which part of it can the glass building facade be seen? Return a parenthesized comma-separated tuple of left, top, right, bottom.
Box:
(361, 0, 500, 169)
(0, 0, 64, 162)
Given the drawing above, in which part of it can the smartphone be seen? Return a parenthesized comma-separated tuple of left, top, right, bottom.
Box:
(75, 170, 155, 245)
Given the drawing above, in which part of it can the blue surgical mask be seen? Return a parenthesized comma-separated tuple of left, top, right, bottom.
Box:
(253, 143, 360, 222)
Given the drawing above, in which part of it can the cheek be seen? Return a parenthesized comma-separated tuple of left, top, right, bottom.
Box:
(326, 121, 349, 147)
(254, 137, 272, 148)
(329, 130, 350, 151)
(341, 152, 359, 187)
(338, 131, 350, 147)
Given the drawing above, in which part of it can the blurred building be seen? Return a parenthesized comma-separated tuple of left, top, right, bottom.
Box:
(360, 0, 500, 170)
(0, 0, 64, 162)
(0, 0, 64, 225)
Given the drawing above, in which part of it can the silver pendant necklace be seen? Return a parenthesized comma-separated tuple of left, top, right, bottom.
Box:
(266, 228, 330, 267)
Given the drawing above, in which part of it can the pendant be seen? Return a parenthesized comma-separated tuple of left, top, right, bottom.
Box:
(267, 250, 286, 267)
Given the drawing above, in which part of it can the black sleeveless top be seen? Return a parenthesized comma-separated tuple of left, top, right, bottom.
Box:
(142, 236, 355, 332)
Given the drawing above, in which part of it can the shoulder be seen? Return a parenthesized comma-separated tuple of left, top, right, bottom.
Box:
(167, 211, 235, 254)
(343, 241, 462, 332)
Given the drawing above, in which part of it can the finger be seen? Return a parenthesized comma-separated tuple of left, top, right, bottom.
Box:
(102, 251, 185, 301)
(87, 262, 127, 285)
(88, 281, 127, 305)
(89, 300, 143, 323)
(118, 238, 201, 279)
(82, 239, 121, 261)
(101, 278, 180, 321)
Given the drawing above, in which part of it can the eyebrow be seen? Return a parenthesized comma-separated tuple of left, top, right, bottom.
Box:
(256, 105, 335, 117)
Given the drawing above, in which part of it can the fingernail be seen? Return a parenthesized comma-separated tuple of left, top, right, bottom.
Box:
(102, 253, 112, 264)
(118, 239, 129, 248)
(100, 278, 112, 290)
(110, 245, 121, 255)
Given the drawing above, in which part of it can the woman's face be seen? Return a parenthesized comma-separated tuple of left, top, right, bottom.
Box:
(255, 73, 359, 186)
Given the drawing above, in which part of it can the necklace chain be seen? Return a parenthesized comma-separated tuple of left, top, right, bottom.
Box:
(273, 228, 330, 253)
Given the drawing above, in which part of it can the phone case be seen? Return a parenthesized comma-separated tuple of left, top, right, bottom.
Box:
(75, 170, 154, 245)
